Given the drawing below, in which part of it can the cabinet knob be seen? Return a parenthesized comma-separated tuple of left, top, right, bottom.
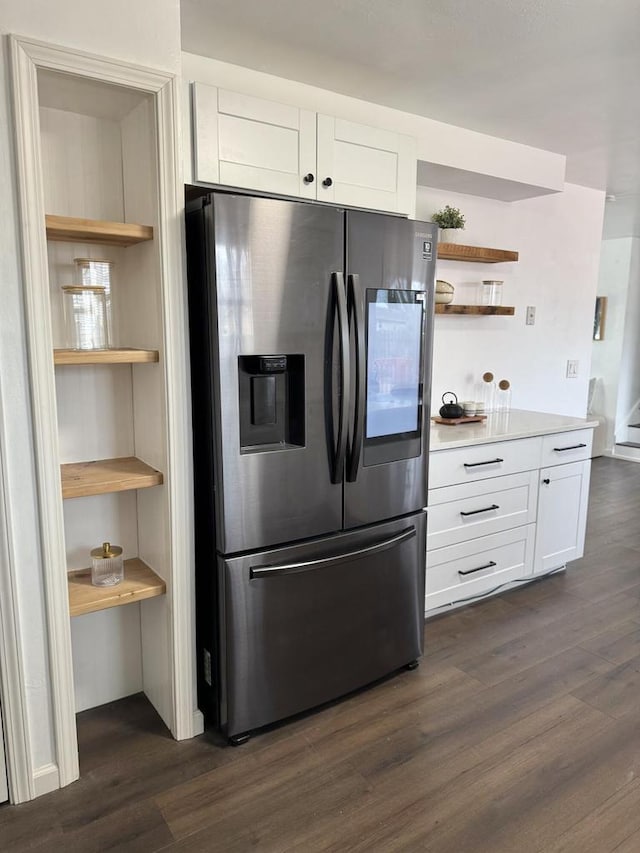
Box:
(322, 177, 333, 188)
(542, 478, 550, 485)
(303, 173, 315, 184)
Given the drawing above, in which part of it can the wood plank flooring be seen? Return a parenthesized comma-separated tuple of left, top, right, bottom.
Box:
(3, 456, 640, 852)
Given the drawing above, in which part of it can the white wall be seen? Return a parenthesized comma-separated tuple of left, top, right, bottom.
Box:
(181, 52, 565, 197)
(0, 0, 181, 72)
(591, 238, 635, 450)
(419, 184, 605, 417)
(615, 240, 640, 437)
(180, 51, 603, 420)
(0, 0, 181, 801)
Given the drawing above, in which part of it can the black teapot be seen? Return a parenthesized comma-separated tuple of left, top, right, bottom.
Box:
(439, 391, 464, 419)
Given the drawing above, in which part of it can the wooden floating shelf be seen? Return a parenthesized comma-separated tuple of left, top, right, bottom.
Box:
(437, 243, 519, 263)
(61, 456, 163, 499)
(54, 348, 159, 365)
(45, 214, 153, 246)
(68, 558, 166, 617)
(435, 305, 515, 316)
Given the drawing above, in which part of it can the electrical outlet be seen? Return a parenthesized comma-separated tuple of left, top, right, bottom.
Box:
(566, 359, 579, 378)
(526, 306, 536, 325)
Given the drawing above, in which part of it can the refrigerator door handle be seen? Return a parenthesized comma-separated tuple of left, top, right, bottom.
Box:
(250, 526, 416, 578)
(332, 272, 350, 484)
(346, 273, 365, 482)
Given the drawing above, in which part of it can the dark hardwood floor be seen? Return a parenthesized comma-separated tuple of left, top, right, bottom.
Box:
(4, 456, 640, 852)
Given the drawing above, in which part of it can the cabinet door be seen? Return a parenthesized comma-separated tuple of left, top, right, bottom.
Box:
(192, 83, 317, 198)
(534, 460, 591, 574)
(316, 115, 416, 215)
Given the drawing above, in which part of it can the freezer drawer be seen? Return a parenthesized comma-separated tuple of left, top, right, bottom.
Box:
(218, 512, 426, 737)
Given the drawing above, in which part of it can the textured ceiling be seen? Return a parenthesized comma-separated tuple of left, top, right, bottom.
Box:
(181, 0, 640, 237)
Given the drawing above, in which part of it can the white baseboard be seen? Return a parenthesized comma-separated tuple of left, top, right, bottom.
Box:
(611, 447, 640, 464)
(191, 709, 204, 737)
(32, 763, 60, 798)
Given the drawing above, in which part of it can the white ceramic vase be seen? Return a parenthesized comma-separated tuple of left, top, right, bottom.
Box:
(440, 228, 464, 244)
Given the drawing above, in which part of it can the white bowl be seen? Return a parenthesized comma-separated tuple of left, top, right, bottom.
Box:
(435, 279, 454, 304)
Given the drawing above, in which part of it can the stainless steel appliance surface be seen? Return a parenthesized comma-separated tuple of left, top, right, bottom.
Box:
(186, 191, 436, 742)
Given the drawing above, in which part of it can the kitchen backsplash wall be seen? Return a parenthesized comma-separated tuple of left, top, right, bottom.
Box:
(418, 183, 605, 418)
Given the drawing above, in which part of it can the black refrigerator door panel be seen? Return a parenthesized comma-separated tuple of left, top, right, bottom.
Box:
(219, 511, 426, 737)
(198, 194, 346, 554)
(344, 212, 437, 528)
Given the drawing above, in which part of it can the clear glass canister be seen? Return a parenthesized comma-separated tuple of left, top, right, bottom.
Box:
(481, 280, 504, 306)
(476, 370, 496, 414)
(74, 257, 114, 346)
(74, 257, 113, 287)
(496, 379, 512, 412)
(90, 541, 124, 587)
(62, 285, 109, 350)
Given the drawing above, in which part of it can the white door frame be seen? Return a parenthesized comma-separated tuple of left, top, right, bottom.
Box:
(8, 34, 200, 793)
(0, 430, 33, 803)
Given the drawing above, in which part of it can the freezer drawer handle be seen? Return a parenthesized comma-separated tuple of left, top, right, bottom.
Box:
(458, 560, 497, 577)
(553, 443, 587, 452)
(463, 458, 504, 468)
(250, 526, 416, 578)
(460, 504, 500, 517)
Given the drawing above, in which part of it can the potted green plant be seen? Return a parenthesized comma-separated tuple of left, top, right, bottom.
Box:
(432, 205, 466, 244)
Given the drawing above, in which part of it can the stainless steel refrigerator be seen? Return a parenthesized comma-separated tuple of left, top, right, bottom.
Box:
(186, 191, 437, 743)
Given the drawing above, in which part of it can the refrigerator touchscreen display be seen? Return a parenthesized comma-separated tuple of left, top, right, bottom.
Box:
(366, 290, 424, 440)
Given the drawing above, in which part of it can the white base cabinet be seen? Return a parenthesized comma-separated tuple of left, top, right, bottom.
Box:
(191, 82, 416, 216)
(427, 426, 594, 615)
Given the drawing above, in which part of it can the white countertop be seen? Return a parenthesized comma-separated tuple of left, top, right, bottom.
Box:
(429, 409, 598, 451)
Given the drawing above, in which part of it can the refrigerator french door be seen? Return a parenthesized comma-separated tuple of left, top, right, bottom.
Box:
(186, 192, 436, 741)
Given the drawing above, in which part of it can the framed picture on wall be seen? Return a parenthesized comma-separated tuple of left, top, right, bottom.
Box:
(593, 296, 607, 341)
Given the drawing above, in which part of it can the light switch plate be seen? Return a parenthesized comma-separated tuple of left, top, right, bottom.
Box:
(526, 306, 536, 325)
(566, 359, 579, 378)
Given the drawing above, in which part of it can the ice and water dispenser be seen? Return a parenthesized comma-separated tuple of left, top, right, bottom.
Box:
(238, 354, 305, 452)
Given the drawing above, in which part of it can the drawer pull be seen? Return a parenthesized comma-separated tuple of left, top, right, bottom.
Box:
(463, 458, 504, 468)
(552, 443, 587, 452)
(460, 504, 500, 517)
(542, 478, 550, 485)
(458, 560, 497, 576)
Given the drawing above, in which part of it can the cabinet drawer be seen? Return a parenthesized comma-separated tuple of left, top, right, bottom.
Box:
(426, 524, 535, 612)
(427, 470, 538, 550)
(540, 429, 593, 468)
(429, 436, 541, 489)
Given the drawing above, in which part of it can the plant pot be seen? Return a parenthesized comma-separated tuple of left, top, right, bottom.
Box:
(439, 228, 464, 244)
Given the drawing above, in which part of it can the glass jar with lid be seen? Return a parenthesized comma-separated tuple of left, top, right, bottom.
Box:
(74, 257, 114, 344)
(90, 541, 124, 587)
(62, 285, 109, 350)
(496, 379, 512, 412)
(480, 280, 504, 306)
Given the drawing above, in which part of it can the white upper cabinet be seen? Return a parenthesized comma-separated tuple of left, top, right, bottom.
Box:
(191, 82, 416, 216)
(193, 83, 317, 199)
(315, 114, 415, 214)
